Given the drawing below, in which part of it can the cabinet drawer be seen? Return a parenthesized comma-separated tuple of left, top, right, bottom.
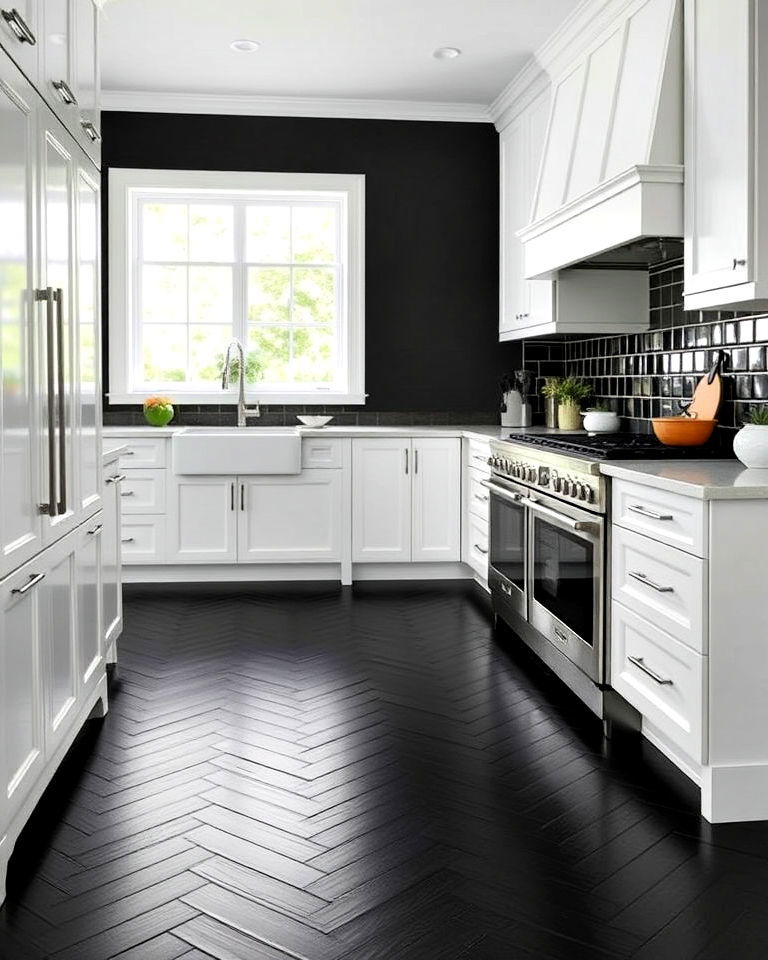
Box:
(116, 437, 167, 469)
(467, 513, 489, 577)
(302, 438, 345, 469)
(468, 471, 490, 521)
(611, 601, 705, 763)
(467, 440, 491, 475)
(119, 470, 166, 514)
(612, 526, 708, 653)
(121, 517, 165, 564)
(612, 478, 708, 557)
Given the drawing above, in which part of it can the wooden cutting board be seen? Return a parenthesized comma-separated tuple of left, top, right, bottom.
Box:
(683, 351, 725, 420)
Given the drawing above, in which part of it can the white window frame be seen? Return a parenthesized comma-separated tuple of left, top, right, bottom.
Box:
(108, 168, 365, 404)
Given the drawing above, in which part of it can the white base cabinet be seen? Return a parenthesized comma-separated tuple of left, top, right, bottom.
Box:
(0, 518, 108, 903)
(352, 438, 461, 564)
(168, 476, 238, 563)
(102, 456, 123, 657)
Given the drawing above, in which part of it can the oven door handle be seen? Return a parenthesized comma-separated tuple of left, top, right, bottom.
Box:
(526, 498, 599, 534)
(480, 479, 525, 504)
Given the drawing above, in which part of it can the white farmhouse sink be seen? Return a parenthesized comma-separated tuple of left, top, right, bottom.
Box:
(172, 427, 302, 475)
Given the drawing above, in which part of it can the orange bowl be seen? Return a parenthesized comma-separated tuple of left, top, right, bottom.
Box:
(651, 417, 718, 446)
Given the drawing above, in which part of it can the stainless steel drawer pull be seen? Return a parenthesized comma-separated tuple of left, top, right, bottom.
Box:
(120, 490, 135, 497)
(2, 8, 35, 43)
(52, 79, 77, 105)
(628, 570, 674, 593)
(733, 258, 746, 269)
(627, 503, 673, 521)
(628, 655, 673, 686)
(87, 523, 103, 535)
(472, 455, 487, 462)
(500, 582, 512, 596)
(121, 537, 135, 544)
(12, 572, 45, 595)
(473, 493, 489, 502)
(473, 543, 488, 555)
(122, 450, 135, 456)
(553, 628, 569, 645)
(81, 120, 101, 142)
(105, 474, 126, 484)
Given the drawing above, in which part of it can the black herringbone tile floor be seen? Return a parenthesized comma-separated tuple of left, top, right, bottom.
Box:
(2, 581, 768, 959)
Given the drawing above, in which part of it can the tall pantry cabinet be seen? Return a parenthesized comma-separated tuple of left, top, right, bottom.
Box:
(0, 0, 106, 905)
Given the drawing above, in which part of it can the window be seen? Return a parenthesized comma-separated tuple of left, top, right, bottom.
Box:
(108, 169, 365, 404)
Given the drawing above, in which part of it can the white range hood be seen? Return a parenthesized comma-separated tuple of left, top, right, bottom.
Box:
(518, 0, 683, 279)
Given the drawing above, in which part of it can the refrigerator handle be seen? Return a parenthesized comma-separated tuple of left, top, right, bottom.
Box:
(35, 287, 57, 516)
(54, 288, 66, 516)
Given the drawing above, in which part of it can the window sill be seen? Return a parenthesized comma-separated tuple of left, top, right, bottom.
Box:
(107, 392, 366, 406)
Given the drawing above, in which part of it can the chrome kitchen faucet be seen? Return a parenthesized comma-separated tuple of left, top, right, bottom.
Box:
(221, 339, 261, 426)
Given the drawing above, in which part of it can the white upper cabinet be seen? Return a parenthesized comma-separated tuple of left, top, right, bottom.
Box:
(72, 0, 99, 158)
(683, 0, 766, 310)
(0, 1, 39, 82)
(0, 58, 42, 580)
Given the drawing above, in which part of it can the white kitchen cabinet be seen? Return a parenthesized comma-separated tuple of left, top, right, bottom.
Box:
(352, 439, 412, 562)
(72, 0, 99, 161)
(238, 472, 344, 562)
(167, 476, 238, 563)
(352, 438, 460, 563)
(76, 516, 102, 695)
(102, 466, 122, 655)
(75, 157, 101, 519)
(0, 58, 42, 580)
(684, 0, 768, 310)
(0, 1, 39, 84)
(411, 439, 461, 562)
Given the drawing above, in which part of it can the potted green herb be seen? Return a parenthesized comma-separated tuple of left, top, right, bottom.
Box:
(541, 377, 562, 429)
(734, 406, 768, 467)
(555, 377, 592, 431)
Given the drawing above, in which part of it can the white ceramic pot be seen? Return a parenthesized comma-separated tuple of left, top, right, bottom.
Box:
(733, 424, 768, 468)
(581, 410, 620, 433)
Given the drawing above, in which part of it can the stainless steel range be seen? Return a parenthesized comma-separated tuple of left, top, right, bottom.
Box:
(482, 432, 717, 722)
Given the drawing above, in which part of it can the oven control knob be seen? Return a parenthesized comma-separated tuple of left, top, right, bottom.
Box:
(574, 482, 585, 500)
(562, 478, 572, 496)
(505, 459, 512, 474)
(514, 462, 522, 478)
(583, 485, 594, 503)
(526, 466, 535, 483)
(552, 476, 562, 493)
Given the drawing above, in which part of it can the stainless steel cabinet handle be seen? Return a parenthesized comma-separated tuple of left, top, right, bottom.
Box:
(230, 482, 235, 512)
(52, 79, 77, 105)
(473, 493, 489, 502)
(122, 450, 135, 456)
(87, 523, 103, 535)
(414, 449, 418, 474)
(54, 288, 66, 516)
(35, 288, 57, 516)
(404, 448, 409, 475)
(472, 455, 487, 462)
(628, 570, 674, 593)
(553, 628, 569, 645)
(2, 8, 35, 43)
(12, 572, 45, 595)
(120, 490, 134, 497)
(473, 544, 488, 555)
(81, 120, 101, 142)
(121, 537, 135, 544)
(105, 474, 126, 484)
(733, 258, 746, 269)
(240, 483, 245, 511)
(627, 503, 673, 521)
(628, 655, 673, 686)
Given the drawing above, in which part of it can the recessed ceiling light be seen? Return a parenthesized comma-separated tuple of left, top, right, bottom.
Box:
(433, 46, 462, 60)
(230, 39, 260, 53)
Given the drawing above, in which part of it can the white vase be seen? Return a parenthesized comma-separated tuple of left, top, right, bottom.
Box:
(733, 424, 768, 468)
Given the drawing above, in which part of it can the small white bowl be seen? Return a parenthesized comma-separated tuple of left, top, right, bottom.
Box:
(581, 410, 620, 433)
(297, 415, 333, 428)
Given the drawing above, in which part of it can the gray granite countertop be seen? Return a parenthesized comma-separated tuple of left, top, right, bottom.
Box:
(600, 460, 768, 500)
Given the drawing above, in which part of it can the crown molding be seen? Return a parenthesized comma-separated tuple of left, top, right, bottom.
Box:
(100, 89, 493, 123)
(490, 0, 638, 130)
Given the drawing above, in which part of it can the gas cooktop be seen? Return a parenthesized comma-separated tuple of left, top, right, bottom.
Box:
(506, 432, 725, 460)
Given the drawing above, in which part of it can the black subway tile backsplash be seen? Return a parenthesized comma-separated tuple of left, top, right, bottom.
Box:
(523, 257, 768, 434)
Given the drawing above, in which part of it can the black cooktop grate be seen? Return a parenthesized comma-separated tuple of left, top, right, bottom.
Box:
(506, 433, 725, 460)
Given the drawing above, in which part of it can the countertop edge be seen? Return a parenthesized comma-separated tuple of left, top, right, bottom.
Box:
(103, 444, 128, 465)
(600, 461, 768, 500)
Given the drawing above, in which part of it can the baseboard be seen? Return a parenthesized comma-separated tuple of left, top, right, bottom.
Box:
(701, 763, 768, 823)
(123, 562, 475, 583)
(642, 719, 703, 787)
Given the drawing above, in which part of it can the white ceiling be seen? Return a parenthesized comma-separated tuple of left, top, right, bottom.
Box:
(99, 0, 579, 108)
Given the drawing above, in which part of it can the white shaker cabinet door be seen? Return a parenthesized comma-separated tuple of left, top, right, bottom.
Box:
(411, 439, 461, 562)
(77, 517, 103, 696)
(0, 0, 40, 85)
(0, 555, 46, 826)
(237, 471, 344, 562)
(352, 439, 412, 562)
(0, 58, 42, 580)
(102, 471, 122, 651)
(167, 476, 238, 563)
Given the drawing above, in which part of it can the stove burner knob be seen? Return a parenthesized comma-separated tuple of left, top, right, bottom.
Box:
(504, 459, 512, 474)
(583, 485, 594, 503)
(487, 456, 494, 467)
(526, 466, 536, 483)
(562, 478, 572, 496)
(575, 482, 585, 500)
(552, 476, 562, 493)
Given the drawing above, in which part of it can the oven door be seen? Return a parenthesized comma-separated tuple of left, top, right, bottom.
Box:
(527, 495, 604, 683)
(483, 477, 528, 618)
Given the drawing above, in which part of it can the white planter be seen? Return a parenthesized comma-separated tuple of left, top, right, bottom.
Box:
(733, 424, 768, 468)
(582, 410, 620, 433)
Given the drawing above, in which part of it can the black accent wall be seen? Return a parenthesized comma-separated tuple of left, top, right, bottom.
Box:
(101, 112, 519, 426)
